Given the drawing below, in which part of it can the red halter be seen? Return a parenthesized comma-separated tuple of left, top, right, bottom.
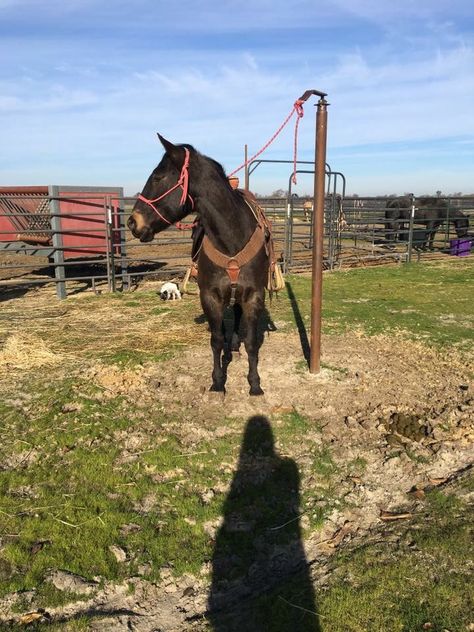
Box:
(137, 147, 196, 231)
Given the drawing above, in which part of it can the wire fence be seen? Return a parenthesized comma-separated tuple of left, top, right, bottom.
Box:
(0, 192, 472, 299)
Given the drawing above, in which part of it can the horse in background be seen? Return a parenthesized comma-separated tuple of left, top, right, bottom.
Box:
(385, 197, 469, 250)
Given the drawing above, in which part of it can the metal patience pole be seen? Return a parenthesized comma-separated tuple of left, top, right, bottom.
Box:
(309, 93, 329, 373)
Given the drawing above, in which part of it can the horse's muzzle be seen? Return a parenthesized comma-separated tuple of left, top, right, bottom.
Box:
(127, 214, 154, 242)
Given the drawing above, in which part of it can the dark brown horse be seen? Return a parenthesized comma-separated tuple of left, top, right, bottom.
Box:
(128, 135, 270, 395)
(385, 196, 469, 249)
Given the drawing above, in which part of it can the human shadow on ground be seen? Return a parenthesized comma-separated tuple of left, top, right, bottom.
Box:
(207, 415, 320, 631)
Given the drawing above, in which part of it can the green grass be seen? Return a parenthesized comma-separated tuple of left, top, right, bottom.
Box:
(0, 381, 342, 606)
(0, 382, 233, 595)
(274, 260, 474, 346)
(313, 485, 474, 632)
(102, 348, 175, 366)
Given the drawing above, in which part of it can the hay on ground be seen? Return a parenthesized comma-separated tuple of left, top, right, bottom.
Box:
(0, 333, 64, 373)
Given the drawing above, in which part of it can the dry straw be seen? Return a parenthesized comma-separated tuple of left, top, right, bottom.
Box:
(0, 333, 64, 373)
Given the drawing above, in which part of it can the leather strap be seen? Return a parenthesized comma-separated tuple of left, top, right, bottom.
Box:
(201, 223, 266, 285)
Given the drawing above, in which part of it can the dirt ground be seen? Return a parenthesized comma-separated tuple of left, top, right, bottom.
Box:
(0, 276, 472, 629)
(85, 327, 474, 535)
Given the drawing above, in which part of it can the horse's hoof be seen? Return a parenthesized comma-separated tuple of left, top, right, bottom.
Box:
(249, 386, 264, 396)
(209, 384, 225, 394)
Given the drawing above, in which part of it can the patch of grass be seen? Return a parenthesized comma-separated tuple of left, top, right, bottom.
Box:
(278, 409, 312, 433)
(424, 487, 464, 515)
(275, 260, 474, 346)
(295, 359, 309, 374)
(311, 446, 337, 478)
(0, 380, 255, 603)
(346, 456, 367, 474)
(102, 348, 174, 366)
(0, 385, 344, 612)
(149, 306, 172, 316)
(313, 482, 474, 631)
(321, 361, 349, 375)
(306, 446, 342, 529)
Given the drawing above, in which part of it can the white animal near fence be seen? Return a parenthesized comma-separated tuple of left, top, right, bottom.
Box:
(160, 282, 181, 301)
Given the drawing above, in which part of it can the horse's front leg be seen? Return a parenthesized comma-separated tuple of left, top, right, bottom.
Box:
(242, 291, 265, 396)
(424, 221, 436, 250)
(231, 303, 243, 353)
(429, 222, 441, 250)
(385, 218, 398, 242)
(200, 291, 226, 392)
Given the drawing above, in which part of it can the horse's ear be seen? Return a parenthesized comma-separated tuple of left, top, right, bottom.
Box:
(157, 133, 184, 167)
(157, 133, 174, 152)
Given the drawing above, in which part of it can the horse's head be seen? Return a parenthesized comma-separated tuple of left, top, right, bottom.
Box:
(455, 216, 469, 238)
(128, 135, 194, 242)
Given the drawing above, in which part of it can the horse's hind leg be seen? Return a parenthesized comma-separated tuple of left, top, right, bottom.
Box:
(242, 293, 265, 396)
(201, 291, 226, 392)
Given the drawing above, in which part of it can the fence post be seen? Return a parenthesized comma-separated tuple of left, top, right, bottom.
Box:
(107, 197, 116, 293)
(445, 198, 451, 252)
(244, 144, 249, 191)
(49, 185, 67, 299)
(407, 193, 415, 263)
(117, 192, 129, 291)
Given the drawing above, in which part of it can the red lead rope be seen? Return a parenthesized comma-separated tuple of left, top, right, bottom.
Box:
(227, 99, 305, 184)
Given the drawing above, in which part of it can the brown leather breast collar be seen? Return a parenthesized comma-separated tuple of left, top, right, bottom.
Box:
(188, 195, 279, 304)
(201, 222, 266, 285)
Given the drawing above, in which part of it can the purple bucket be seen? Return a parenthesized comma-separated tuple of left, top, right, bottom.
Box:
(450, 238, 472, 257)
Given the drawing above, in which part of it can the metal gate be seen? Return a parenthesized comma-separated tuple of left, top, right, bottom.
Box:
(285, 164, 346, 272)
(247, 159, 346, 272)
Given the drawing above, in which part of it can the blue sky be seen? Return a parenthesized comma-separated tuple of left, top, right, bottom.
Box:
(1, 0, 473, 197)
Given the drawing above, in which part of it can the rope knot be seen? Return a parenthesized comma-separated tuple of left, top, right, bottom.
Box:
(294, 99, 304, 117)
